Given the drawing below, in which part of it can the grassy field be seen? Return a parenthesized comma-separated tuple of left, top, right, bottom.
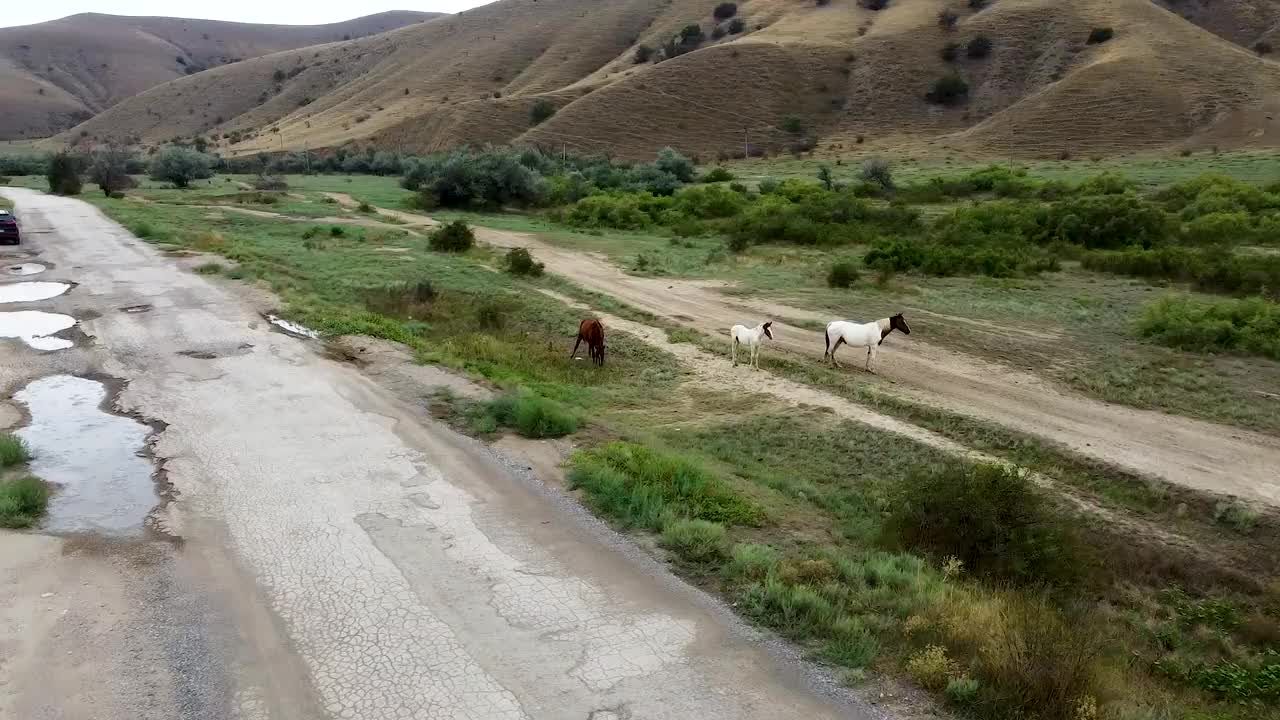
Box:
(64, 176, 1280, 720)
(726, 150, 1280, 189)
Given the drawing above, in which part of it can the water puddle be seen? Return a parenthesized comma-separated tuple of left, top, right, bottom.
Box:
(266, 314, 320, 339)
(14, 375, 159, 536)
(0, 310, 76, 350)
(5, 263, 46, 276)
(0, 281, 71, 303)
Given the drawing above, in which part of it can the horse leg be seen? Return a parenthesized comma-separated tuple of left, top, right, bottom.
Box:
(570, 335, 583, 360)
(731, 338, 738, 367)
(830, 338, 845, 368)
(752, 344, 759, 370)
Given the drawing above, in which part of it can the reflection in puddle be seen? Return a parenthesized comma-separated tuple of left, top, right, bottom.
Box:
(266, 314, 320, 339)
(0, 310, 75, 350)
(5, 263, 46, 276)
(0, 281, 71, 303)
(14, 375, 158, 536)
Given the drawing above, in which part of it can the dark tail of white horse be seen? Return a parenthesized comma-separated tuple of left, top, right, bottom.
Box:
(823, 326, 830, 359)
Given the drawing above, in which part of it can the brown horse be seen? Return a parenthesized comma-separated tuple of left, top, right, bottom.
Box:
(571, 318, 606, 366)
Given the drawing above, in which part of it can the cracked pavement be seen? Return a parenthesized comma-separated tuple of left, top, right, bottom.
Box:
(0, 188, 867, 719)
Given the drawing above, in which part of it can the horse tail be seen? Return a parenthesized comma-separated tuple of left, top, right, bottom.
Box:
(823, 325, 831, 358)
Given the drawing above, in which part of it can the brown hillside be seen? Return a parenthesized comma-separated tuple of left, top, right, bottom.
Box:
(0, 11, 437, 139)
(55, 0, 1280, 159)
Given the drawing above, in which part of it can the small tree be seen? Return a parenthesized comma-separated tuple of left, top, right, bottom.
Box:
(88, 143, 136, 196)
(817, 164, 835, 190)
(429, 220, 475, 252)
(530, 98, 556, 125)
(46, 152, 83, 196)
(634, 44, 654, 63)
(1086, 27, 1114, 45)
(967, 35, 993, 58)
(149, 146, 213, 188)
(505, 247, 545, 276)
(713, 2, 738, 20)
(861, 157, 894, 190)
(941, 42, 961, 62)
(655, 147, 696, 182)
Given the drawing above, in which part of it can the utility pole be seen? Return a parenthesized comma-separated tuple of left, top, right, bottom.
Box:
(743, 127, 749, 160)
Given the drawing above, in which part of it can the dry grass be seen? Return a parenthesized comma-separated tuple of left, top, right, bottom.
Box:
(0, 12, 434, 140)
(43, 0, 1280, 159)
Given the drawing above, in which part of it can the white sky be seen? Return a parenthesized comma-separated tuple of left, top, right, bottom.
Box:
(0, 1, 490, 28)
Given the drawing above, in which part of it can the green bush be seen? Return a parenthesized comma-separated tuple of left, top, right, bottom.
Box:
(1136, 295, 1280, 360)
(481, 391, 578, 438)
(634, 44, 654, 63)
(967, 35, 994, 58)
(945, 676, 981, 705)
(1087, 27, 1113, 44)
(429, 220, 475, 252)
(727, 17, 746, 33)
(568, 442, 764, 530)
(1181, 211, 1255, 245)
(1181, 650, 1280, 701)
(46, 151, 83, 196)
(670, 184, 746, 219)
(0, 476, 50, 529)
(505, 247, 545, 276)
(1082, 245, 1280, 298)
(828, 260, 860, 288)
(861, 157, 894, 190)
(701, 166, 734, 183)
(403, 148, 546, 209)
(713, 2, 738, 20)
(1049, 193, 1172, 249)
(926, 73, 970, 105)
(149, 146, 214, 188)
(0, 433, 31, 468)
(883, 463, 1080, 586)
(529, 98, 556, 125)
(661, 519, 728, 563)
(565, 192, 664, 229)
(725, 543, 781, 581)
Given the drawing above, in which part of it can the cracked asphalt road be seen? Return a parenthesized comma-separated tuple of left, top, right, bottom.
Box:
(0, 188, 867, 719)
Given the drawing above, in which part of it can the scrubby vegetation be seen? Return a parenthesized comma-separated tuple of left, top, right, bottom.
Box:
(504, 247, 545, 276)
(1137, 295, 1280, 360)
(0, 476, 50, 529)
(149, 145, 215, 188)
(428, 220, 476, 252)
(474, 390, 577, 438)
(46, 152, 83, 196)
(0, 434, 31, 468)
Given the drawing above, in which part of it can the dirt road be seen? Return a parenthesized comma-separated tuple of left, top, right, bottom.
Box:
(0, 188, 870, 719)
(473, 225, 1280, 506)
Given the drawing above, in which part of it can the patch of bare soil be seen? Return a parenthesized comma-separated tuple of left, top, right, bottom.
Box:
(326, 335, 492, 402)
(322, 193, 438, 229)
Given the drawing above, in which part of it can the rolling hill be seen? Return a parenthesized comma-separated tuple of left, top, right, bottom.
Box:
(0, 11, 437, 139)
(51, 0, 1280, 159)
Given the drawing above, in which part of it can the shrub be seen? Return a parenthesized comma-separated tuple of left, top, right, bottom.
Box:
(883, 462, 1080, 586)
(701, 166, 734, 183)
(655, 147, 696, 183)
(727, 17, 746, 34)
(926, 74, 970, 105)
(1256, 41, 1273, 55)
(861, 157, 894, 190)
(149, 146, 214, 188)
(671, 184, 746, 219)
(827, 260, 859, 288)
(1082, 246, 1280, 298)
(967, 35, 993, 58)
(482, 391, 578, 438)
(0, 433, 31, 467)
(781, 114, 805, 134)
(725, 543, 780, 581)
(88, 145, 137, 196)
(568, 442, 764, 530)
(661, 519, 728, 563)
(0, 476, 50, 529)
(429, 220, 475, 252)
(403, 148, 546, 209)
(529, 98, 556, 125)
(360, 280, 436, 317)
(941, 42, 961, 62)
(907, 645, 956, 690)
(475, 296, 508, 330)
(1086, 27, 1113, 45)
(566, 192, 665, 229)
(1050, 193, 1172, 249)
(1136, 295, 1280, 360)
(634, 44, 654, 63)
(329, 225, 345, 237)
(1213, 500, 1260, 533)
(130, 221, 157, 239)
(713, 2, 738, 20)
(858, 0, 890, 8)
(938, 9, 958, 29)
(946, 676, 981, 705)
(46, 151, 83, 196)
(505, 247, 545, 276)
(1074, 171, 1134, 196)
(252, 174, 288, 191)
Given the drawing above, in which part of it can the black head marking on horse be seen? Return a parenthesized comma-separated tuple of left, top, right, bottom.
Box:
(891, 313, 911, 335)
(762, 321, 774, 340)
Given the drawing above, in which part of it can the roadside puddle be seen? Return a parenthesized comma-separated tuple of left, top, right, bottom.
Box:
(14, 375, 159, 536)
(4, 263, 46, 276)
(0, 281, 71, 303)
(0, 310, 76, 350)
(266, 313, 320, 339)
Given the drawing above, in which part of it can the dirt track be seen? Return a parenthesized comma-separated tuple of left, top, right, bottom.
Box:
(0, 188, 871, 720)
(471, 221, 1280, 506)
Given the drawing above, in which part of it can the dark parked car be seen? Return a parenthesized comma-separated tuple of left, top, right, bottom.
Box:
(0, 209, 19, 245)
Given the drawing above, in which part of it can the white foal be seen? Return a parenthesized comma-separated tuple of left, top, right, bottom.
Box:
(824, 313, 911, 373)
(730, 321, 774, 370)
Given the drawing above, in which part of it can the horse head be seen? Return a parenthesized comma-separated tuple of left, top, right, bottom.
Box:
(762, 321, 774, 340)
(891, 313, 911, 335)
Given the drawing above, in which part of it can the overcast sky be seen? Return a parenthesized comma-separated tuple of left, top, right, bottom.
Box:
(0, 1, 489, 28)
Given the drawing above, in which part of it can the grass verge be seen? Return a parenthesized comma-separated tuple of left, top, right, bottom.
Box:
(0, 476, 49, 529)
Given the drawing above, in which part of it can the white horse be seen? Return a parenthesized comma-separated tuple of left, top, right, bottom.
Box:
(824, 313, 911, 372)
(730, 321, 774, 369)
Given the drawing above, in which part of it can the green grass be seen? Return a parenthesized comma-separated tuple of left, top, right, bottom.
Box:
(0, 476, 50, 529)
(0, 434, 31, 468)
(660, 518, 728, 563)
(1138, 295, 1280, 360)
(727, 149, 1280, 189)
(473, 390, 578, 438)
